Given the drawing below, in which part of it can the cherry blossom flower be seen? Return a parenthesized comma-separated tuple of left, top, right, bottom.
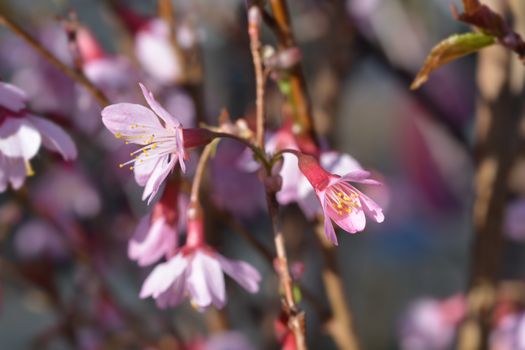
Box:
(139, 207, 261, 309)
(101, 83, 214, 203)
(128, 181, 186, 266)
(0, 82, 77, 191)
(295, 152, 384, 245)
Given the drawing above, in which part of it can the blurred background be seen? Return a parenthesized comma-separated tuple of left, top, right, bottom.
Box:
(0, 0, 519, 349)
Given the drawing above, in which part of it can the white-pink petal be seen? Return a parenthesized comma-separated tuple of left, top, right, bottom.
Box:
(0, 82, 27, 112)
(142, 155, 175, 204)
(0, 119, 41, 159)
(28, 116, 77, 160)
(0, 154, 26, 191)
(101, 103, 163, 142)
(217, 255, 261, 293)
(139, 83, 180, 128)
(140, 254, 188, 298)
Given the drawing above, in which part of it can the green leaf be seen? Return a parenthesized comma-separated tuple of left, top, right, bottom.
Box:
(411, 32, 495, 90)
(293, 284, 302, 303)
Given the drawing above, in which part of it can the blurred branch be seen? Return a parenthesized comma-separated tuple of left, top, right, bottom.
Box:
(0, 15, 110, 106)
(158, 0, 187, 84)
(266, 0, 318, 148)
(457, 1, 525, 348)
(314, 218, 360, 350)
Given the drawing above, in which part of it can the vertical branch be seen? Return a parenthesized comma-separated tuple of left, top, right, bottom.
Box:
(268, 0, 317, 143)
(315, 220, 360, 350)
(158, 0, 187, 84)
(266, 191, 307, 350)
(248, 6, 266, 149)
(457, 1, 525, 349)
(0, 15, 110, 106)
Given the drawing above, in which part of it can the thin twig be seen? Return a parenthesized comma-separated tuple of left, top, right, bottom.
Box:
(0, 15, 110, 106)
(248, 6, 266, 148)
(267, 0, 317, 146)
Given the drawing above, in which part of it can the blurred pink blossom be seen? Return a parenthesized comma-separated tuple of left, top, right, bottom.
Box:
(399, 294, 466, 350)
(0, 82, 77, 191)
(128, 182, 186, 266)
(135, 19, 184, 85)
(295, 153, 384, 245)
(140, 209, 261, 310)
(490, 312, 525, 350)
(14, 219, 68, 260)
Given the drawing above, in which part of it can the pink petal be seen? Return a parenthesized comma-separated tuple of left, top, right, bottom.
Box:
(359, 191, 385, 223)
(128, 216, 176, 266)
(321, 151, 362, 175)
(0, 155, 26, 191)
(0, 82, 27, 112)
(325, 196, 367, 234)
(101, 103, 163, 142)
(139, 254, 188, 298)
(187, 252, 225, 309)
(217, 255, 261, 293)
(276, 153, 301, 205)
(28, 116, 77, 160)
(7, 157, 26, 190)
(133, 154, 159, 186)
(155, 273, 187, 309)
(0, 119, 41, 159)
(338, 170, 372, 183)
(139, 83, 180, 128)
(320, 198, 339, 245)
(142, 155, 175, 204)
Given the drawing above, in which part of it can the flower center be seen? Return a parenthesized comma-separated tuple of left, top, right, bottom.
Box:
(325, 182, 361, 216)
(115, 123, 179, 170)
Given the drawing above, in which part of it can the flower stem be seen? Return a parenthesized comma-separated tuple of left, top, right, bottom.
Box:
(190, 142, 215, 204)
(0, 15, 110, 107)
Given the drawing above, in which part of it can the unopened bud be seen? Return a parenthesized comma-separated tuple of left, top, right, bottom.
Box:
(248, 6, 261, 38)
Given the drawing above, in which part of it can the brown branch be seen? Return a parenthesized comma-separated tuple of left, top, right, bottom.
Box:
(265, 191, 307, 350)
(457, 1, 525, 349)
(248, 6, 266, 149)
(0, 15, 110, 106)
(267, 0, 317, 147)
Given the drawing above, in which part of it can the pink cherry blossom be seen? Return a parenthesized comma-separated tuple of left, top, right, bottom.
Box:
(128, 182, 186, 266)
(102, 83, 214, 203)
(139, 211, 261, 310)
(295, 152, 384, 245)
(0, 82, 77, 191)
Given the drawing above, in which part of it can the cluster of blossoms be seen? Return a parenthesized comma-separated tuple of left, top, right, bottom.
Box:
(100, 82, 385, 309)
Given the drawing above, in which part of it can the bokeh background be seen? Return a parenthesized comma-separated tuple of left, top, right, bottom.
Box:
(0, 0, 513, 349)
